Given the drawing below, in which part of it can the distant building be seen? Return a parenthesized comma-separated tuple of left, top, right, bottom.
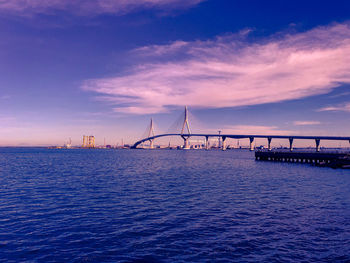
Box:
(82, 135, 95, 148)
(65, 138, 72, 148)
(82, 136, 87, 147)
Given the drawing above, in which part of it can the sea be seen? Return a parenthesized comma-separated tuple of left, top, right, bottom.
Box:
(0, 147, 349, 262)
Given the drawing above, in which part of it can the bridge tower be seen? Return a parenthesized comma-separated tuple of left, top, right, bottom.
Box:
(148, 118, 155, 149)
(181, 106, 191, 134)
(181, 106, 191, 149)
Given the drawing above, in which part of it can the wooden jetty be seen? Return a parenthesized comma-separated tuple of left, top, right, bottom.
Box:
(255, 150, 350, 169)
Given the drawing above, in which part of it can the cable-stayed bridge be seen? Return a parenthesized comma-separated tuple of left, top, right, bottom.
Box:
(131, 107, 350, 151)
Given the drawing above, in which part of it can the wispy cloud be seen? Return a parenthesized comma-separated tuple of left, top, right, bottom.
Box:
(0, 0, 204, 17)
(83, 22, 350, 114)
(293, 121, 321, 125)
(329, 91, 350, 98)
(318, 102, 350, 112)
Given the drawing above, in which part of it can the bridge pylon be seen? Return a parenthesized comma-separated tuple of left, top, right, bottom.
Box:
(181, 106, 191, 149)
(148, 118, 155, 149)
(181, 106, 191, 134)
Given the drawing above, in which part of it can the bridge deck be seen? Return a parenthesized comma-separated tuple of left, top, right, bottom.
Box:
(132, 133, 350, 149)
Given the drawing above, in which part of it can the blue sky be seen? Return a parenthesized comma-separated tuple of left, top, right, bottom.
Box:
(1, 0, 350, 146)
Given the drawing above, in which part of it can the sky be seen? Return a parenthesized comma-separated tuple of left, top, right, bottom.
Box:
(1, 0, 350, 147)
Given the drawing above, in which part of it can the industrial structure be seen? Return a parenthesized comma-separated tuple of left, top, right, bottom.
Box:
(82, 135, 95, 148)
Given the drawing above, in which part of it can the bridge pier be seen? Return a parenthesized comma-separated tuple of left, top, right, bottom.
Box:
(255, 151, 350, 168)
(222, 136, 227, 151)
(289, 138, 294, 152)
(150, 139, 154, 149)
(267, 137, 272, 151)
(182, 136, 190, 150)
(249, 137, 254, 151)
(315, 139, 320, 152)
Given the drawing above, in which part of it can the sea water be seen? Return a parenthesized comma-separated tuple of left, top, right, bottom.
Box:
(0, 148, 349, 262)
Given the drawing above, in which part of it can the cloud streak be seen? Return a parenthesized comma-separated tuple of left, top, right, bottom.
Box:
(318, 102, 350, 112)
(0, 0, 203, 16)
(83, 23, 350, 114)
(293, 121, 321, 125)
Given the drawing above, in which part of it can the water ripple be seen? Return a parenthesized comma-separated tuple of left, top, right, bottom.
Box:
(0, 148, 350, 262)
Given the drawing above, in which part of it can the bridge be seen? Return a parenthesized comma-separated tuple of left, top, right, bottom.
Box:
(131, 107, 350, 151)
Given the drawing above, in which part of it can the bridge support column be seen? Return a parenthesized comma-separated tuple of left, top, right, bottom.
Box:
(182, 136, 190, 150)
(289, 138, 294, 152)
(315, 139, 320, 152)
(222, 136, 227, 151)
(205, 136, 209, 150)
(267, 137, 272, 151)
(150, 139, 154, 149)
(249, 137, 254, 151)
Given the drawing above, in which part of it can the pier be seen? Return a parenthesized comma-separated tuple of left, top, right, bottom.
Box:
(255, 150, 350, 168)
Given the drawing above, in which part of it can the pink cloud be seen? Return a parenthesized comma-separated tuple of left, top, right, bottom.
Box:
(293, 121, 321, 125)
(0, 0, 204, 16)
(83, 23, 350, 114)
(318, 102, 350, 112)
